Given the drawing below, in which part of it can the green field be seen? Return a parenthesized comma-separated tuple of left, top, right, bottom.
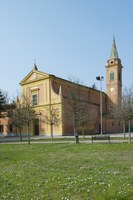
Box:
(0, 143, 133, 200)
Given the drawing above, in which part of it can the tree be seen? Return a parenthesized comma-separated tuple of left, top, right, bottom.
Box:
(70, 91, 79, 143)
(12, 101, 25, 141)
(115, 96, 127, 138)
(12, 95, 36, 144)
(41, 106, 60, 140)
(70, 78, 87, 143)
(0, 89, 12, 119)
(68, 75, 85, 85)
(77, 103, 96, 139)
(0, 89, 6, 111)
(22, 95, 37, 144)
(0, 92, 16, 136)
(63, 78, 96, 143)
(115, 85, 133, 143)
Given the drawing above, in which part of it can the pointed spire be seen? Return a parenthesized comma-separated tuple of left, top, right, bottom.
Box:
(110, 37, 119, 59)
(33, 59, 38, 70)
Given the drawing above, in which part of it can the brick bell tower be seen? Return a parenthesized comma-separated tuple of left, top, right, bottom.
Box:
(106, 37, 123, 114)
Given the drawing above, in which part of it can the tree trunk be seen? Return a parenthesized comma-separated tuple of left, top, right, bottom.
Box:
(27, 124, 30, 145)
(50, 123, 53, 141)
(74, 117, 79, 144)
(82, 127, 85, 139)
(123, 120, 126, 138)
(128, 119, 131, 144)
(19, 127, 22, 141)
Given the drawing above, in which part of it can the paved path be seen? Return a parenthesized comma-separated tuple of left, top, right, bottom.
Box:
(0, 133, 132, 144)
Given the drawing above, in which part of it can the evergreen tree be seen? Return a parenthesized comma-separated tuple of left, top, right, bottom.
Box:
(0, 89, 5, 111)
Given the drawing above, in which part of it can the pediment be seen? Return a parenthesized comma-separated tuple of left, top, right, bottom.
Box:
(20, 69, 49, 85)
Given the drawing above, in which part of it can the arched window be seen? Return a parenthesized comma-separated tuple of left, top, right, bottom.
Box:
(110, 71, 114, 81)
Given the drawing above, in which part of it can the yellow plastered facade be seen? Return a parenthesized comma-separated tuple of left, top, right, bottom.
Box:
(20, 69, 63, 136)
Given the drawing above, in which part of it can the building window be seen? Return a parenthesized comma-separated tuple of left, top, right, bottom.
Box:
(110, 71, 114, 81)
(32, 94, 38, 106)
(112, 121, 114, 126)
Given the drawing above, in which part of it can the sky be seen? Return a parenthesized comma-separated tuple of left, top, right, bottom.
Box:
(0, 0, 133, 98)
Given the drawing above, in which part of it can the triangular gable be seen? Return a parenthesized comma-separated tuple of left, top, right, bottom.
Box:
(20, 69, 49, 85)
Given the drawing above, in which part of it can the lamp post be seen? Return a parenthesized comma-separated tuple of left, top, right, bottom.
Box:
(96, 76, 104, 135)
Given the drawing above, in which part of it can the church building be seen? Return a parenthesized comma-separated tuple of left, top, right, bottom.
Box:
(19, 38, 123, 136)
(0, 38, 124, 136)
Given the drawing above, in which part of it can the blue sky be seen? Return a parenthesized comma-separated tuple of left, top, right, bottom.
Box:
(0, 0, 133, 97)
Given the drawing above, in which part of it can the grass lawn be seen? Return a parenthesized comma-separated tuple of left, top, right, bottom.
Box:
(0, 143, 133, 200)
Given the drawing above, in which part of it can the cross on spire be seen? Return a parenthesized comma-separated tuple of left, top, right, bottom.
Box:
(33, 59, 38, 70)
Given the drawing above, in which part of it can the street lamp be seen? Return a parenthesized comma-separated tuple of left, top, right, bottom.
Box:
(96, 76, 104, 135)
